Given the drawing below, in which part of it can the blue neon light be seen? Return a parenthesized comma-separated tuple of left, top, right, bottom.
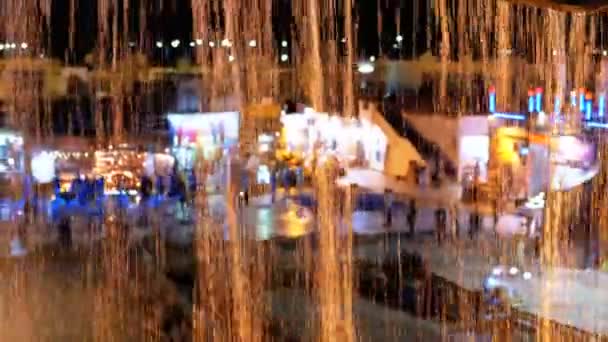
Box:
(600, 94, 605, 118)
(535, 93, 542, 112)
(587, 121, 608, 129)
(585, 100, 592, 120)
(528, 97, 534, 113)
(489, 93, 496, 113)
(554, 96, 560, 114)
(580, 93, 585, 111)
(492, 113, 526, 121)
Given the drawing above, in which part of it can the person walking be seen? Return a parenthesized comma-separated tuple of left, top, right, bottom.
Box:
(407, 199, 417, 238)
(469, 211, 480, 240)
(435, 208, 446, 245)
(58, 216, 72, 250)
(383, 189, 394, 228)
(270, 166, 277, 203)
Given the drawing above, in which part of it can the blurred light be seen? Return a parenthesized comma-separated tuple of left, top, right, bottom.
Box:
(492, 113, 526, 121)
(535, 88, 542, 112)
(537, 111, 546, 126)
(195, 39, 203, 46)
(580, 90, 585, 111)
(280, 53, 289, 62)
(31, 152, 56, 183)
(587, 121, 608, 129)
(585, 100, 592, 120)
(228, 55, 235, 62)
(492, 267, 503, 276)
(341, 37, 347, 43)
(0, 44, 4, 50)
(20, 42, 28, 50)
(554, 96, 560, 114)
(523, 272, 532, 280)
(128, 42, 136, 47)
(489, 91, 496, 113)
(600, 94, 605, 117)
(208, 41, 215, 47)
(155, 41, 163, 48)
(281, 40, 288, 47)
(485, 276, 499, 289)
(249, 40, 257, 47)
(603, 50, 608, 57)
(10, 43, 16, 49)
(396, 34, 403, 42)
(571, 90, 577, 106)
(221, 38, 232, 47)
(369, 56, 376, 62)
(357, 63, 375, 74)
(189, 41, 196, 47)
(509, 267, 519, 275)
(528, 95, 534, 113)
(171, 39, 180, 48)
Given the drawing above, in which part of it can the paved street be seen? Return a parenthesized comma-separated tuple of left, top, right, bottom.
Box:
(0, 185, 605, 337)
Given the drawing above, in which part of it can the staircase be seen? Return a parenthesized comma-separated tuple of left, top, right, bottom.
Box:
(381, 99, 457, 179)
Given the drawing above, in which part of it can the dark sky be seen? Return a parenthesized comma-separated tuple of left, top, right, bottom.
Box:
(48, 0, 432, 65)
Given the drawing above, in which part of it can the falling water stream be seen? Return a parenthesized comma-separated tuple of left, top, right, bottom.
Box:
(2, 0, 608, 340)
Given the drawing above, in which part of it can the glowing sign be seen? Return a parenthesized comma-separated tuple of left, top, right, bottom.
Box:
(492, 113, 526, 121)
(535, 88, 542, 112)
(600, 94, 605, 118)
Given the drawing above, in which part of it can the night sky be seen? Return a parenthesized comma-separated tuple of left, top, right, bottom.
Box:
(48, 0, 432, 65)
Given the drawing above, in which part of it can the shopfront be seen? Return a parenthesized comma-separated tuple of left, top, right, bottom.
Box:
(489, 121, 598, 200)
(167, 112, 240, 170)
(279, 110, 389, 173)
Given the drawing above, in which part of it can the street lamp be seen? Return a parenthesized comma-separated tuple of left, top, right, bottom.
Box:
(228, 55, 235, 62)
(249, 40, 257, 48)
(221, 39, 232, 47)
(281, 40, 288, 48)
(20, 42, 28, 50)
(209, 41, 215, 48)
(155, 41, 163, 48)
(396, 35, 403, 43)
(195, 39, 203, 46)
(171, 39, 180, 48)
(189, 42, 196, 47)
(280, 53, 288, 62)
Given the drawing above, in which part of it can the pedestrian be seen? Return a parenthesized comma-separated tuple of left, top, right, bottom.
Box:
(435, 208, 446, 245)
(469, 212, 480, 240)
(58, 216, 72, 250)
(383, 189, 393, 227)
(241, 168, 250, 206)
(407, 199, 417, 238)
(449, 205, 459, 240)
(270, 167, 277, 203)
